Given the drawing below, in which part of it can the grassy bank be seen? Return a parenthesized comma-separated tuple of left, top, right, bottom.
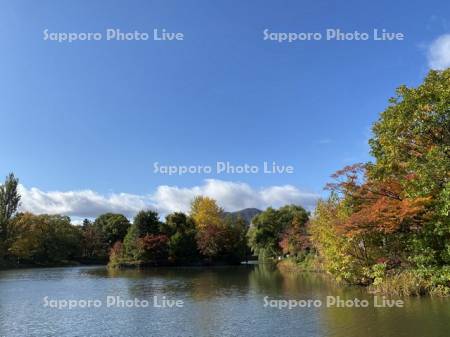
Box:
(278, 256, 450, 297)
(276, 255, 324, 273)
(0, 260, 83, 270)
(367, 267, 450, 297)
(109, 260, 244, 269)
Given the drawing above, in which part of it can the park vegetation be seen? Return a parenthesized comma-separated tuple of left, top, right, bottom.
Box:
(108, 196, 250, 267)
(309, 69, 450, 296)
(0, 184, 253, 268)
(0, 69, 447, 296)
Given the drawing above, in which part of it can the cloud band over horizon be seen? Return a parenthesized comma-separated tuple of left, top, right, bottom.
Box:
(17, 179, 320, 220)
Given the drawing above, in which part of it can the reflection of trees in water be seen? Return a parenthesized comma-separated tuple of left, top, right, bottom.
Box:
(248, 263, 345, 297)
(102, 265, 255, 300)
(272, 269, 450, 337)
(88, 266, 450, 337)
(248, 263, 285, 295)
(318, 296, 450, 337)
(248, 264, 450, 337)
(277, 267, 347, 297)
(98, 263, 353, 299)
(175, 266, 254, 301)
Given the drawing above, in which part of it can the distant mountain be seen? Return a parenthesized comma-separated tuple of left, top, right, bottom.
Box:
(224, 208, 262, 225)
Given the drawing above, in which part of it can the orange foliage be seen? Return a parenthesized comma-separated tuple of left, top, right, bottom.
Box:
(327, 165, 431, 237)
(279, 218, 311, 255)
(137, 234, 169, 261)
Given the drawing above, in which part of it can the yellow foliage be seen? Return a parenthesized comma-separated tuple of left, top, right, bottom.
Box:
(190, 196, 224, 229)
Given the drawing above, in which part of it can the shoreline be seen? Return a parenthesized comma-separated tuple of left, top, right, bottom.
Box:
(0, 259, 108, 271)
(276, 257, 450, 298)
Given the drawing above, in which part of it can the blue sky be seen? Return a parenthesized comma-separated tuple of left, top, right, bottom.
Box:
(0, 0, 449, 218)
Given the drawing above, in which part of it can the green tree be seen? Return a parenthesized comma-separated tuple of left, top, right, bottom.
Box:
(0, 173, 21, 261)
(80, 219, 108, 259)
(123, 223, 141, 260)
(369, 69, 450, 266)
(310, 195, 366, 283)
(121, 210, 163, 262)
(248, 205, 309, 259)
(93, 213, 130, 246)
(222, 215, 250, 263)
(310, 69, 450, 292)
(163, 212, 198, 262)
(168, 231, 198, 262)
(369, 69, 450, 195)
(248, 207, 278, 259)
(133, 210, 161, 236)
(0, 173, 21, 240)
(162, 212, 195, 236)
(277, 205, 309, 229)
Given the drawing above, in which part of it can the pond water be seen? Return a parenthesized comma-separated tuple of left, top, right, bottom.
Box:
(0, 264, 448, 337)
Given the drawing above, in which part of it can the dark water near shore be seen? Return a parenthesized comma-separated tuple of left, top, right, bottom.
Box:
(0, 264, 449, 337)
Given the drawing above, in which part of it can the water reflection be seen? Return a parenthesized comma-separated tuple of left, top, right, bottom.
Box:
(0, 265, 449, 337)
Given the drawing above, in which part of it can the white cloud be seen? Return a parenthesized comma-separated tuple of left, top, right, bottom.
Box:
(427, 34, 450, 70)
(18, 185, 151, 219)
(18, 179, 320, 220)
(153, 179, 319, 213)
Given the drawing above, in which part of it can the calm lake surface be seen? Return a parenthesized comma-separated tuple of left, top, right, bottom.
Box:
(0, 264, 449, 337)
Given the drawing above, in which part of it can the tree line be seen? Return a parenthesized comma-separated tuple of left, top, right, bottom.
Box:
(0, 186, 248, 267)
(0, 173, 311, 268)
(1, 69, 448, 296)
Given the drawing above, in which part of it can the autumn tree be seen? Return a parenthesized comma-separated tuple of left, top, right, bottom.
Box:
(190, 196, 224, 230)
(309, 195, 367, 283)
(196, 224, 226, 258)
(108, 241, 125, 267)
(9, 213, 82, 264)
(137, 234, 169, 263)
(325, 164, 431, 267)
(327, 164, 431, 237)
(368, 69, 450, 266)
(311, 69, 450, 288)
(121, 210, 174, 264)
(189, 196, 249, 262)
(190, 196, 225, 258)
(279, 216, 312, 257)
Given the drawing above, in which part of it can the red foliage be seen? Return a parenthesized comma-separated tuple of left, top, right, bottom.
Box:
(109, 241, 124, 258)
(328, 165, 431, 237)
(196, 224, 226, 258)
(279, 218, 312, 255)
(137, 234, 169, 261)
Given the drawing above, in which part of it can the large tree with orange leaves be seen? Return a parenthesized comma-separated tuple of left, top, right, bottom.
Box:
(327, 164, 431, 238)
(311, 69, 450, 287)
